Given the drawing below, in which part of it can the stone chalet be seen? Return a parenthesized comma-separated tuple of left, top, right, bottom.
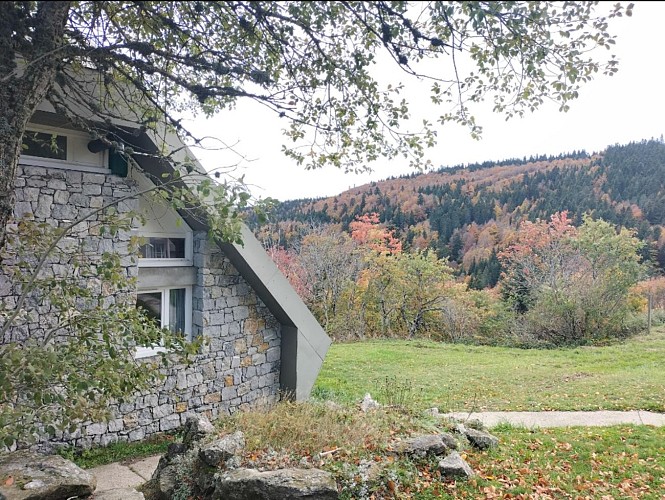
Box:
(1, 109, 331, 447)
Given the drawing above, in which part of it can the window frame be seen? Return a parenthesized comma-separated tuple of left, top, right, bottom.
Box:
(19, 125, 109, 173)
(135, 286, 193, 359)
(137, 232, 193, 267)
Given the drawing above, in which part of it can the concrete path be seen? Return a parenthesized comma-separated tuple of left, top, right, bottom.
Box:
(443, 410, 665, 428)
(89, 454, 161, 495)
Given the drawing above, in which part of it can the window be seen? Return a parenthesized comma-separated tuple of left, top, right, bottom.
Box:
(140, 237, 186, 259)
(22, 131, 68, 160)
(137, 233, 193, 267)
(135, 286, 192, 358)
(20, 126, 108, 171)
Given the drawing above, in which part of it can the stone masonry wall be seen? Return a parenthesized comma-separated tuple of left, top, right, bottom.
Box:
(1, 165, 138, 345)
(82, 235, 282, 448)
(1, 163, 282, 447)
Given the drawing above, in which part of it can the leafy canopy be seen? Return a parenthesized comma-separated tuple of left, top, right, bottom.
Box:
(4, 1, 633, 172)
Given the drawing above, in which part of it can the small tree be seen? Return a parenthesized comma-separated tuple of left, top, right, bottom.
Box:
(499, 212, 644, 345)
(298, 228, 362, 330)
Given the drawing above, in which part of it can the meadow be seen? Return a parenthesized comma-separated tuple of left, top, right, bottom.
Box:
(314, 329, 665, 413)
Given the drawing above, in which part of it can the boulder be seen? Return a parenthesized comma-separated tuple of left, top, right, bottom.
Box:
(155, 464, 179, 499)
(151, 415, 219, 498)
(199, 431, 245, 467)
(439, 451, 474, 479)
(92, 488, 145, 499)
(0, 450, 96, 500)
(359, 394, 381, 412)
(182, 415, 216, 448)
(464, 428, 499, 450)
(151, 444, 185, 487)
(440, 432, 459, 450)
(392, 434, 453, 457)
(213, 468, 338, 499)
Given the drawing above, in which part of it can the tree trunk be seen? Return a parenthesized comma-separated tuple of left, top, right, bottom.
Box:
(0, 1, 71, 252)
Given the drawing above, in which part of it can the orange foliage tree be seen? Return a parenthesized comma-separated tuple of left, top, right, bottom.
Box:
(349, 213, 402, 255)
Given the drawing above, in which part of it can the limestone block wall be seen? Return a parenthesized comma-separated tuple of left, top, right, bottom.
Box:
(1, 163, 282, 447)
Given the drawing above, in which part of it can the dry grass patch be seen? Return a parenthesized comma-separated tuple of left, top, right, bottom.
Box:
(216, 400, 430, 460)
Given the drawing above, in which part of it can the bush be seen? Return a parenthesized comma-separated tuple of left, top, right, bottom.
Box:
(499, 213, 645, 346)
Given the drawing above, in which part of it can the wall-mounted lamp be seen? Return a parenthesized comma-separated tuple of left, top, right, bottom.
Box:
(87, 138, 111, 153)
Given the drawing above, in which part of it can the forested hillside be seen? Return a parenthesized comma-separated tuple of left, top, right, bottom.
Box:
(256, 140, 665, 288)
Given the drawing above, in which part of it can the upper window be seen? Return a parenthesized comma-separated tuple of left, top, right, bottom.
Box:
(138, 233, 192, 267)
(20, 126, 108, 171)
(140, 237, 186, 259)
(22, 131, 68, 160)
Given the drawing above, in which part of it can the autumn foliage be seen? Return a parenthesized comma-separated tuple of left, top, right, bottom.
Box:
(349, 213, 402, 255)
(499, 212, 644, 345)
(264, 208, 650, 346)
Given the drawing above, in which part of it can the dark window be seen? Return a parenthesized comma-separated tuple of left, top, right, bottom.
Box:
(136, 288, 187, 334)
(22, 131, 67, 160)
(139, 237, 186, 259)
(136, 292, 162, 327)
(169, 288, 186, 333)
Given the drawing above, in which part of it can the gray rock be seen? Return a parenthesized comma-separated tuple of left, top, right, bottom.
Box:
(182, 415, 216, 448)
(213, 468, 338, 499)
(156, 464, 179, 499)
(92, 487, 145, 499)
(464, 428, 499, 450)
(0, 450, 96, 500)
(360, 393, 380, 412)
(453, 423, 467, 435)
(167, 443, 187, 458)
(392, 434, 452, 457)
(199, 431, 245, 467)
(439, 451, 475, 479)
(440, 432, 459, 450)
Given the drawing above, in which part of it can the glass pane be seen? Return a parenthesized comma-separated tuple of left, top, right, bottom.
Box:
(22, 131, 67, 160)
(150, 238, 168, 258)
(136, 292, 162, 327)
(169, 288, 186, 333)
(168, 238, 186, 258)
(138, 237, 186, 259)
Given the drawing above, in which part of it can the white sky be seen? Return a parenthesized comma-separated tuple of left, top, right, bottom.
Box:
(185, 1, 665, 202)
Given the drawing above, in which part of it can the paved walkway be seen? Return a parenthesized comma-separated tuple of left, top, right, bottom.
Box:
(443, 410, 665, 428)
(88, 411, 665, 494)
(89, 454, 161, 496)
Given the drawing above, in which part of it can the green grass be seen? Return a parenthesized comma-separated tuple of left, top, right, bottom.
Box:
(59, 432, 176, 469)
(314, 328, 665, 412)
(416, 425, 665, 498)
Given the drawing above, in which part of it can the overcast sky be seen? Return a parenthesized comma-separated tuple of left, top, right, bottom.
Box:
(185, 1, 664, 202)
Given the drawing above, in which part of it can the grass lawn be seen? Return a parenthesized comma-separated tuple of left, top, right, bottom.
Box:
(416, 424, 665, 499)
(314, 328, 665, 412)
